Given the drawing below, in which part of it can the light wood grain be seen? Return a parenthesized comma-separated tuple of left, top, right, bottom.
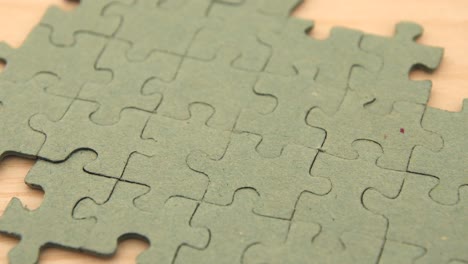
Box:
(0, 0, 467, 263)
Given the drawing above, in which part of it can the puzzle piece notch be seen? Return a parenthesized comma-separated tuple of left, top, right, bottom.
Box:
(120, 103, 231, 209)
(379, 241, 427, 264)
(144, 48, 263, 130)
(73, 181, 209, 263)
(0, 25, 110, 98)
(78, 39, 182, 125)
(0, 151, 116, 264)
(304, 140, 406, 239)
(188, 17, 273, 71)
(105, 0, 211, 60)
(245, 221, 386, 264)
(350, 66, 432, 115)
(245, 140, 407, 264)
(40, 0, 133, 45)
(29, 100, 157, 177)
(244, 219, 321, 264)
(235, 63, 328, 157)
(0, 75, 72, 159)
(176, 189, 289, 264)
(187, 132, 331, 219)
(408, 99, 468, 205)
(188, 0, 302, 71)
(307, 90, 443, 171)
(362, 22, 443, 76)
(259, 18, 382, 113)
(363, 175, 468, 264)
(350, 22, 444, 114)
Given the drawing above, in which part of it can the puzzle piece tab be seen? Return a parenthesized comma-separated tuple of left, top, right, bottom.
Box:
(245, 141, 406, 264)
(408, 100, 468, 205)
(245, 210, 384, 264)
(307, 90, 443, 170)
(74, 181, 209, 263)
(363, 175, 468, 263)
(144, 49, 260, 130)
(259, 19, 382, 112)
(105, 0, 210, 59)
(189, 0, 299, 71)
(0, 25, 109, 97)
(79, 39, 182, 125)
(350, 22, 444, 114)
(29, 100, 157, 177)
(0, 0, 463, 262)
(40, 0, 132, 45)
(121, 104, 231, 208)
(0, 76, 72, 159)
(187, 133, 331, 219)
(0, 151, 115, 264)
(176, 189, 289, 264)
(235, 63, 327, 157)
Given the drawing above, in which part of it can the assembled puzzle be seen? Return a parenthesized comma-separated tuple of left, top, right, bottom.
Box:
(0, 0, 466, 263)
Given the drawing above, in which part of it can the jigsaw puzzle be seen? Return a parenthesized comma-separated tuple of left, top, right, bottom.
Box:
(0, 0, 466, 263)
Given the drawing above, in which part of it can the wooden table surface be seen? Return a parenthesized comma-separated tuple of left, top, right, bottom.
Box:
(0, 0, 467, 263)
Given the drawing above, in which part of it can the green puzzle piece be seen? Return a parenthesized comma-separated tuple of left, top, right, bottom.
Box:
(235, 63, 329, 157)
(121, 104, 231, 208)
(0, 0, 465, 262)
(29, 100, 157, 177)
(78, 39, 182, 125)
(187, 132, 331, 219)
(0, 151, 116, 264)
(40, 0, 132, 45)
(244, 218, 322, 264)
(105, 0, 210, 59)
(408, 100, 468, 205)
(350, 22, 444, 114)
(244, 140, 406, 264)
(74, 181, 209, 264)
(176, 189, 290, 264)
(144, 48, 263, 130)
(188, 0, 300, 71)
(363, 174, 468, 264)
(307, 90, 443, 171)
(259, 18, 382, 113)
(0, 25, 109, 97)
(378, 241, 426, 264)
(0, 75, 71, 159)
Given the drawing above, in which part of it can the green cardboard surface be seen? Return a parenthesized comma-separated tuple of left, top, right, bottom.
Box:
(0, 76, 71, 159)
(0, 0, 465, 263)
(350, 22, 444, 114)
(307, 90, 444, 170)
(0, 25, 109, 97)
(74, 181, 209, 263)
(0, 151, 116, 264)
(187, 133, 331, 219)
(78, 39, 181, 125)
(408, 99, 468, 205)
(40, 0, 132, 45)
(363, 174, 468, 263)
(29, 100, 157, 177)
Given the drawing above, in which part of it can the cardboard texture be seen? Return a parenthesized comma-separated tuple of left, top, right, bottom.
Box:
(0, 76, 72, 159)
(408, 99, 468, 205)
(349, 22, 444, 114)
(363, 175, 468, 264)
(0, 0, 465, 263)
(40, 0, 133, 45)
(0, 151, 116, 264)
